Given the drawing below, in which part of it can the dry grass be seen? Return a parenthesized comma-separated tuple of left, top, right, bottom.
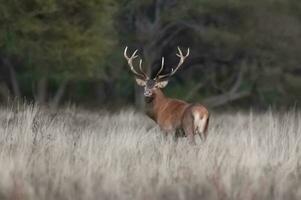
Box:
(0, 105, 300, 200)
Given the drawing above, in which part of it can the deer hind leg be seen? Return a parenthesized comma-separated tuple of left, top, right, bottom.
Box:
(183, 123, 196, 145)
(182, 109, 196, 145)
(193, 112, 209, 141)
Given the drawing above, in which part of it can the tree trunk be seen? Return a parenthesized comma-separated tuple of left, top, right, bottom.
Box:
(0, 83, 11, 103)
(36, 77, 48, 104)
(50, 80, 68, 109)
(3, 58, 21, 99)
(134, 85, 144, 110)
(203, 91, 250, 108)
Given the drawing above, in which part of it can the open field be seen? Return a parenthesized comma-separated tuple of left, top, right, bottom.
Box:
(0, 105, 300, 200)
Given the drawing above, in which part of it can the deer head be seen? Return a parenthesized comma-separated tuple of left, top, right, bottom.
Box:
(124, 47, 190, 98)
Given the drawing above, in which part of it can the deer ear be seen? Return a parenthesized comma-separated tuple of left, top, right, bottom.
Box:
(135, 78, 146, 86)
(156, 80, 169, 88)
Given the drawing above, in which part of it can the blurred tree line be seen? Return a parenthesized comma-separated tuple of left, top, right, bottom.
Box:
(0, 0, 301, 109)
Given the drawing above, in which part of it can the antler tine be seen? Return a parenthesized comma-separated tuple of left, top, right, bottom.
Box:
(124, 47, 138, 59)
(157, 47, 190, 80)
(139, 59, 148, 79)
(176, 46, 190, 58)
(124, 46, 147, 79)
(176, 47, 183, 57)
(154, 57, 165, 79)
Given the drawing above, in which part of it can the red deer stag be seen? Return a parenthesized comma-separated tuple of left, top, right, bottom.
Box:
(124, 46, 209, 144)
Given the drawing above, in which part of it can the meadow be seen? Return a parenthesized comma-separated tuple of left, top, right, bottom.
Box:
(0, 105, 300, 200)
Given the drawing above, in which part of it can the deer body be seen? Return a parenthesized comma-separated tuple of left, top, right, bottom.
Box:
(146, 89, 186, 130)
(146, 88, 209, 144)
(124, 46, 209, 144)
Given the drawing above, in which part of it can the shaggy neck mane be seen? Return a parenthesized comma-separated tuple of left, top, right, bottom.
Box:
(145, 89, 168, 121)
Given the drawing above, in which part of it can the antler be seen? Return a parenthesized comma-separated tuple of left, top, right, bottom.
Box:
(154, 57, 165, 78)
(155, 47, 190, 80)
(124, 47, 148, 79)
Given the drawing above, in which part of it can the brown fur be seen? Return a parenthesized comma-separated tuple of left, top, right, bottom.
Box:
(124, 46, 209, 144)
(146, 89, 209, 144)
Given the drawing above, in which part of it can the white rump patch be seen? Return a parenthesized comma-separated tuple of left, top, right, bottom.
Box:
(193, 112, 208, 140)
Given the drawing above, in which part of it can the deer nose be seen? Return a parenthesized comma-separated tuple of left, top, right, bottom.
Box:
(144, 90, 152, 97)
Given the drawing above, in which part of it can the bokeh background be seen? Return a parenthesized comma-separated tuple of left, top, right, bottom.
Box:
(1, 0, 301, 110)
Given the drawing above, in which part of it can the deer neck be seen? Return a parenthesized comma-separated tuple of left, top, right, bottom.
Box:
(145, 89, 168, 121)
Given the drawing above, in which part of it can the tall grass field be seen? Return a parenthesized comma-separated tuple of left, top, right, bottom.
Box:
(0, 105, 300, 200)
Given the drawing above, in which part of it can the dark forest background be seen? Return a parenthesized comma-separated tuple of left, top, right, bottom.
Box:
(0, 0, 301, 110)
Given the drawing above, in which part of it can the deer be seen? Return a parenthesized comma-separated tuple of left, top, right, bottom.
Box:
(124, 46, 209, 145)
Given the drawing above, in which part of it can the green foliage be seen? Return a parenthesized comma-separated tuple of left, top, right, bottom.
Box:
(0, 0, 301, 107)
(0, 0, 118, 80)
